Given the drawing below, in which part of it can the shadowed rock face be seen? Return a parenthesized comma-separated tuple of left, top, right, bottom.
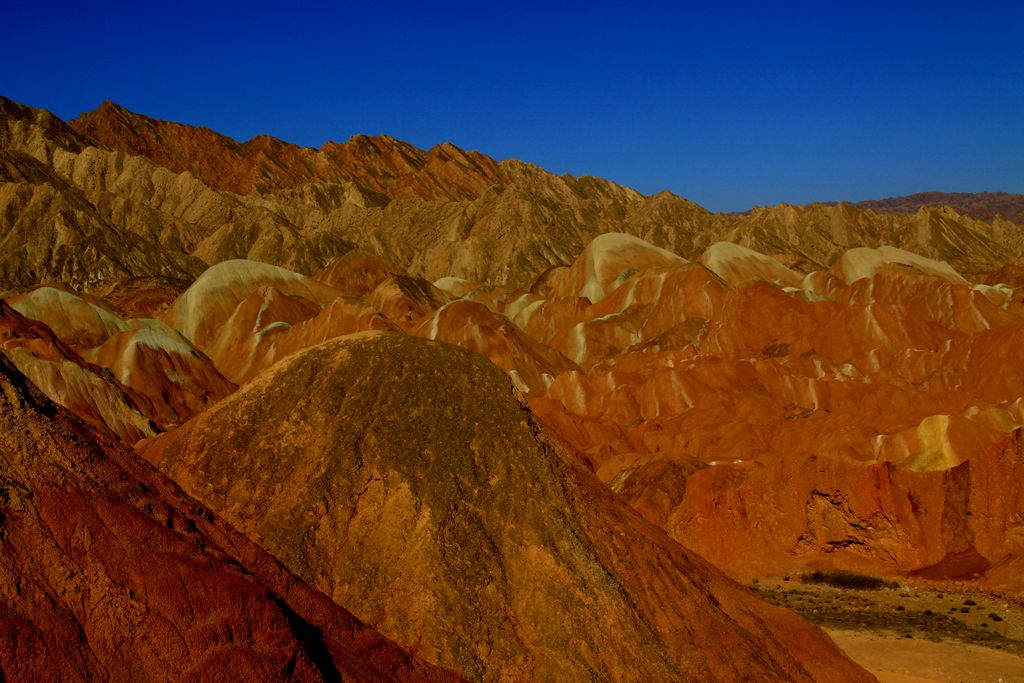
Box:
(139, 332, 871, 683)
(0, 350, 460, 682)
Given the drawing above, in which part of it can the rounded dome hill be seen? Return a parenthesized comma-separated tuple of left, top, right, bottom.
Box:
(140, 331, 871, 682)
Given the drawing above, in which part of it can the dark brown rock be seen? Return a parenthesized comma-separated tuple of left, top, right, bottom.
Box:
(139, 332, 872, 682)
(0, 349, 460, 682)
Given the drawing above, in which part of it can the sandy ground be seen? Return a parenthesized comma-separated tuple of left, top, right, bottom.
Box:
(828, 629, 1024, 683)
(752, 576, 1024, 681)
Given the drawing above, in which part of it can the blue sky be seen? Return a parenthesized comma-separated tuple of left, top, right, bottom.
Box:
(2, 1, 1021, 211)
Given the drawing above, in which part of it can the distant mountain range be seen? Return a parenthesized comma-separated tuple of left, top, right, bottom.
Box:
(845, 191, 1024, 224)
(3, 95, 1021, 294)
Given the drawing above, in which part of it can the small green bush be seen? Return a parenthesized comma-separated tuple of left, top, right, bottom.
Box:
(989, 613, 1004, 622)
(799, 570, 897, 590)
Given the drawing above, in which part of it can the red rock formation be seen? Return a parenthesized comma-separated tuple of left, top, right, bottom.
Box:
(0, 350, 460, 682)
(90, 275, 189, 318)
(314, 249, 403, 296)
(85, 318, 237, 427)
(158, 259, 397, 383)
(8, 286, 130, 348)
(4, 285, 234, 432)
(71, 101, 507, 200)
(159, 259, 573, 394)
(410, 299, 577, 394)
(509, 260, 727, 367)
(139, 332, 871, 682)
(610, 430, 1024, 587)
(368, 275, 449, 332)
(0, 299, 156, 442)
(6, 93, 1024, 668)
(525, 236, 1024, 585)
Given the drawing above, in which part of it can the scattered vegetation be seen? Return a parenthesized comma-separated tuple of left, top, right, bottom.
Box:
(751, 583, 1024, 656)
(799, 570, 898, 591)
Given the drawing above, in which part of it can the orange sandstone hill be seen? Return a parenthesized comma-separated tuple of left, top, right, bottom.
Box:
(129, 235, 1024, 588)
(0, 350, 460, 682)
(138, 332, 871, 682)
(0, 298, 158, 443)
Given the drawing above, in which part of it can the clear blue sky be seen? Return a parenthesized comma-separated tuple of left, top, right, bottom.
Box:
(2, 1, 1021, 212)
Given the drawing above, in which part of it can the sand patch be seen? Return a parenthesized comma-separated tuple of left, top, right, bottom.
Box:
(828, 629, 1024, 683)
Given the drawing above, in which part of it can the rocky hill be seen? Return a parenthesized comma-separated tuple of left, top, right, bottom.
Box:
(0, 350, 458, 681)
(138, 332, 870, 682)
(3, 96, 1022, 292)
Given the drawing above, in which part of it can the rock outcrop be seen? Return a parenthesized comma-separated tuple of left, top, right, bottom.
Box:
(522, 236, 1024, 584)
(0, 350, 459, 682)
(138, 332, 871, 682)
(0, 299, 156, 443)
(5, 92, 1024, 677)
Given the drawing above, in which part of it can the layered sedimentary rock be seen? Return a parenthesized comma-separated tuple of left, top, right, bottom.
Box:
(2, 284, 232, 436)
(0, 351, 459, 682)
(85, 317, 236, 426)
(72, 101, 508, 200)
(521, 236, 1024, 584)
(139, 332, 870, 682)
(3, 96, 1022, 293)
(7, 286, 130, 348)
(0, 299, 156, 442)
(612, 429, 1024, 587)
(10, 203, 1021, 589)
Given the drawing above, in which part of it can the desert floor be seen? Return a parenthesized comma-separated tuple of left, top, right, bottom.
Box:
(755, 577, 1024, 682)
